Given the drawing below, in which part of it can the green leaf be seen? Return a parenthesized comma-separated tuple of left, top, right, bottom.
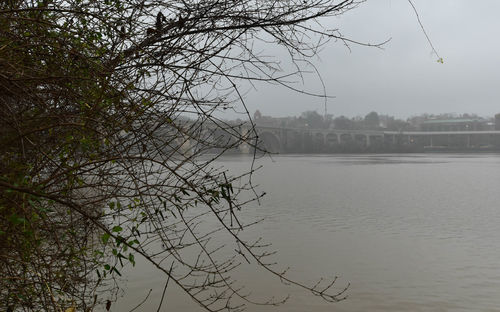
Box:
(9, 214, 26, 225)
(112, 225, 123, 232)
(101, 233, 111, 244)
(128, 239, 139, 246)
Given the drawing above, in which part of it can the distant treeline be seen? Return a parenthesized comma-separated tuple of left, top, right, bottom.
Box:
(252, 110, 496, 131)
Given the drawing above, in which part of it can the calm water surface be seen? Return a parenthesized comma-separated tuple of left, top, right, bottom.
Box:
(115, 154, 500, 312)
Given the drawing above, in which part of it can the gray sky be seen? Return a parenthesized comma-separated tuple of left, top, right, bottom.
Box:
(241, 0, 500, 119)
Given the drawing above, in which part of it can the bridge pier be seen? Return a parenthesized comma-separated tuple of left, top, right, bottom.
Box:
(237, 127, 249, 154)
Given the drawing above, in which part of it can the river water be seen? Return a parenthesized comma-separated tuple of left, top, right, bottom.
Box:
(113, 154, 500, 312)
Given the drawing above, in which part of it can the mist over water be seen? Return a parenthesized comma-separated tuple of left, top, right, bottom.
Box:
(115, 154, 500, 311)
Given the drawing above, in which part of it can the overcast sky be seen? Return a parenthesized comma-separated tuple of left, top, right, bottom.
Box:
(239, 0, 500, 120)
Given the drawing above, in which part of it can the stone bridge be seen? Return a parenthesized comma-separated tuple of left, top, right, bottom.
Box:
(170, 122, 500, 154)
(250, 126, 500, 153)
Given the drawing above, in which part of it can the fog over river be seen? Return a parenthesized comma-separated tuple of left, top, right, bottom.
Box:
(114, 154, 500, 312)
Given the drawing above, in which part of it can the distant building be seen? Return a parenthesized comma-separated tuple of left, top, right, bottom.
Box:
(420, 118, 488, 131)
(254, 110, 262, 120)
(496, 114, 500, 130)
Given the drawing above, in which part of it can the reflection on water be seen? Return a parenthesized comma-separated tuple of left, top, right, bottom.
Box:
(113, 154, 500, 311)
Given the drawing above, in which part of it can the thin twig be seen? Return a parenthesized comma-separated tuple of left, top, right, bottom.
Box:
(407, 0, 441, 60)
(156, 262, 174, 312)
(128, 289, 153, 312)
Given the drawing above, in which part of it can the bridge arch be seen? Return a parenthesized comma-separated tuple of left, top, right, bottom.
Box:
(326, 132, 338, 146)
(314, 132, 325, 144)
(340, 133, 353, 144)
(355, 134, 367, 147)
(258, 131, 281, 153)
